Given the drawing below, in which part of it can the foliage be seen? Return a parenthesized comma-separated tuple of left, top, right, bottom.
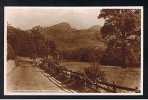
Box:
(84, 63, 106, 82)
(30, 26, 49, 57)
(7, 25, 55, 57)
(98, 9, 141, 67)
(7, 25, 31, 56)
(61, 47, 105, 62)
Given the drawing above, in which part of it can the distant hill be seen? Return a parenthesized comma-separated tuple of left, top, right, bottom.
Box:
(38, 22, 105, 51)
(7, 23, 107, 59)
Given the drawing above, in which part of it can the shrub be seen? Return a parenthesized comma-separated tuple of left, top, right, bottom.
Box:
(101, 46, 140, 67)
(84, 63, 106, 82)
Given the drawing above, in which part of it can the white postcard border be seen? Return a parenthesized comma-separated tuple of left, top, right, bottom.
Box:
(4, 6, 144, 95)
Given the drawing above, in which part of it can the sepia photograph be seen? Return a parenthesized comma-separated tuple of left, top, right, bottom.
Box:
(4, 7, 143, 95)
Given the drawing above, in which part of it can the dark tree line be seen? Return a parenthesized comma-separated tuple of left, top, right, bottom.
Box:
(7, 25, 56, 58)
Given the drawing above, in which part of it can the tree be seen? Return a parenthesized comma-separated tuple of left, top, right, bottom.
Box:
(7, 25, 33, 57)
(30, 26, 48, 57)
(98, 9, 141, 67)
(7, 25, 49, 57)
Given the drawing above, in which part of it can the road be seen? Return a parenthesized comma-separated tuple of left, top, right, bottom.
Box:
(6, 58, 75, 93)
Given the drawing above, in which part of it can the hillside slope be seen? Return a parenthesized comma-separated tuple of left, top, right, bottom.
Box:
(39, 22, 105, 51)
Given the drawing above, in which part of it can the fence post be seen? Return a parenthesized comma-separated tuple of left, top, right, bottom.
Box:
(94, 80, 97, 90)
(135, 87, 140, 93)
(113, 81, 117, 93)
(84, 78, 87, 89)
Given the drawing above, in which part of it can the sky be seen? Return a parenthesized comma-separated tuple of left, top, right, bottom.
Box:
(5, 7, 105, 30)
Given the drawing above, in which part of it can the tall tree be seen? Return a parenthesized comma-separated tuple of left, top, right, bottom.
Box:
(98, 9, 141, 67)
(31, 26, 48, 57)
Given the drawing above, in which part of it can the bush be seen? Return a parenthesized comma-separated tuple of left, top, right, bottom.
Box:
(100, 47, 123, 66)
(84, 63, 106, 82)
(101, 46, 140, 67)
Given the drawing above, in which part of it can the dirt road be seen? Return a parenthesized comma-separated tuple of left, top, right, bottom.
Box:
(6, 59, 75, 93)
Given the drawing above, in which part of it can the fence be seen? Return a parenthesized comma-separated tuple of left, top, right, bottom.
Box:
(59, 67, 140, 93)
(37, 59, 140, 93)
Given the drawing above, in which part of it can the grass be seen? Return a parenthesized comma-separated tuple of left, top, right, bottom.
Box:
(60, 61, 141, 90)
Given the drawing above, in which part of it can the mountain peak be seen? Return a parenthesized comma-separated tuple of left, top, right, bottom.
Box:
(57, 22, 70, 26)
(52, 22, 71, 28)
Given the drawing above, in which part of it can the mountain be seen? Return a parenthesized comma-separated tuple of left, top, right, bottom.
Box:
(7, 22, 106, 54)
(7, 23, 106, 63)
(48, 22, 74, 31)
(39, 22, 105, 51)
